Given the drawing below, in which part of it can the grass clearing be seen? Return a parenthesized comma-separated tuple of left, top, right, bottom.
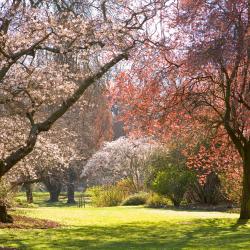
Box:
(0, 193, 249, 249)
(14, 192, 87, 208)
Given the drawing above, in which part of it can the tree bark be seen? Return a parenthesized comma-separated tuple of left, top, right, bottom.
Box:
(240, 145, 250, 219)
(66, 167, 77, 204)
(24, 183, 33, 203)
(49, 188, 61, 202)
(0, 205, 13, 223)
(43, 177, 62, 203)
(0, 52, 128, 178)
(67, 183, 76, 204)
(47, 181, 62, 202)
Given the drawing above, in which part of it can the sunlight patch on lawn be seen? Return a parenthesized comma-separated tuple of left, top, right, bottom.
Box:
(0, 206, 249, 250)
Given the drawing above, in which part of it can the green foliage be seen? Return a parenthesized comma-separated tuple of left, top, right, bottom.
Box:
(220, 173, 242, 204)
(146, 146, 186, 187)
(146, 193, 170, 208)
(88, 178, 147, 207)
(152, 169, 194, 207)
(89, 185, 126, 207)
(147, 148, 195, 207)
(121, 192, 148, 206)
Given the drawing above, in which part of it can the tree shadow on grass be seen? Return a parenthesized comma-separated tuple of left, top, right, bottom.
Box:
(2, 218, 250, 250)
(230, 218, 249, 231)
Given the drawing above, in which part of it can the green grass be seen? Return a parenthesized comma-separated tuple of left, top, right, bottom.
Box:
(1, 193, 250, 249)
(14, 192, 88, 207)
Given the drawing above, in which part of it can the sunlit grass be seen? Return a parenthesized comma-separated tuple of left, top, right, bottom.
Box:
(14, 192, 88, 208)
(0, 193, 249, 249)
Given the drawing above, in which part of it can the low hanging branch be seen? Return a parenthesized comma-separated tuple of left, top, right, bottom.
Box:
(0, 52, 128, 177)
(9, 178, 41, 192)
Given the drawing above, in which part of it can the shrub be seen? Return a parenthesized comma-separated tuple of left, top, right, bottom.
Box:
(220, 172, 242, 205)
(89, 185, 125, 207)
(147, 148, 195, 207)
(116, 178, 137, 196)
(121, 192, 148, 206)
(146, 193, 170, 208)
(152, 169, 194, 207)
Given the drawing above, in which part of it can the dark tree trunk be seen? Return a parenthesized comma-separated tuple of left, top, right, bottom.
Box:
(203, 172, 222, 205)
(48, 186, 61, 202)
(67, 168, 77, 204)
(24, 183, 33, 203)
(42, 177, 62, 203)
(0, 205, 13, 223)
(240, 145, 250, 219)
(67, 183, 76, 204)
(172, 199, 180, 208)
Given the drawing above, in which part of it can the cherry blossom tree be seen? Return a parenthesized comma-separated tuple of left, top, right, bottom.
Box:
(81, 137, 158, 192)
(6, 84, 113, 203)
(0, 0, 166, 182)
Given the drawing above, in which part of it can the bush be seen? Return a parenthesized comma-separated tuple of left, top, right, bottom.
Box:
(147, 148, 195, 207)
(116, 178, 137, 196)
(152, 169, 194, 207)
(146, 193, 170, 208)
(121, 192, 148, 206)
(89, 185, 125, 207)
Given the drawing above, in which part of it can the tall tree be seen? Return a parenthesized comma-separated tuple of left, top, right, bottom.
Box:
(0, 0, 164, 179)
(114, 0, 250, 219)
(82, 137, 158, 191)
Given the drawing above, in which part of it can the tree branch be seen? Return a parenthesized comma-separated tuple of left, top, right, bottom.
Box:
(0, 51, 128, 177)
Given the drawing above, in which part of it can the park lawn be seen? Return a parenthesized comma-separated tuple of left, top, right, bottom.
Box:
(1, 205, 250, 249)
(14, 192, 87, 207)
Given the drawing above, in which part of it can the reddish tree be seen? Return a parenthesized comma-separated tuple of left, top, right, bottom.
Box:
(113, 0, 250, 218)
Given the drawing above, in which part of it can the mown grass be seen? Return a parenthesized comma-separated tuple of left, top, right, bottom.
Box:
(14, 192, 89, 208)
(0, 193, 250, 249)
